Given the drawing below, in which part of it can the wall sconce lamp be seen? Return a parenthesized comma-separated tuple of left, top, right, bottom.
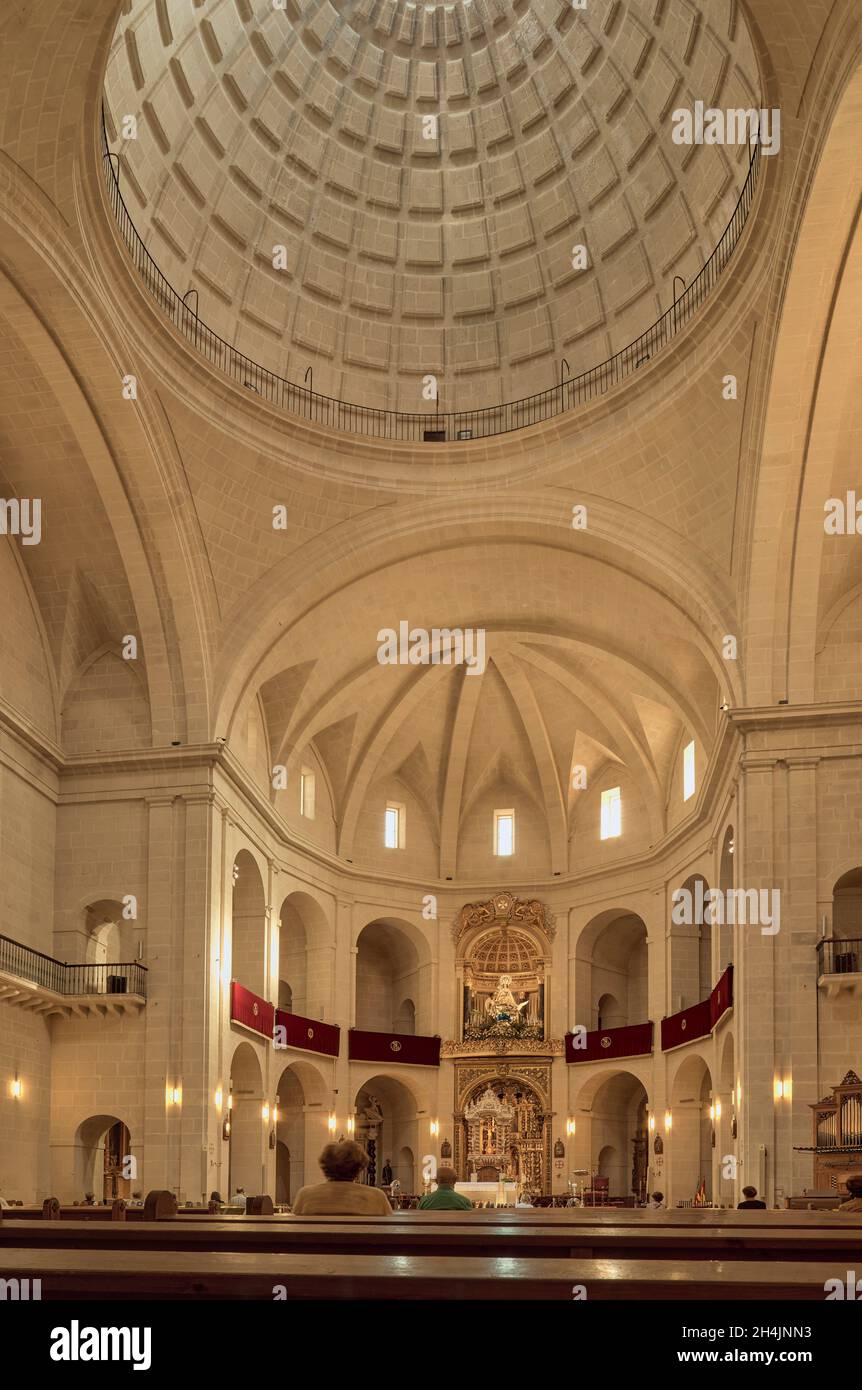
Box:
(327, 1112, 337, 1134)
(10, 1077, 22, 1099)
(346, 1115, 355, 1136)
(262, 1102, 270, 1123)
(774, 1076, 792, 1102)
(648, 1114, 655, 1133)
(214, 1086, 223, 1112)
(430, 1120, 439, 1138)
(565, 1117, 576, 1137)
(166, 1083, 182, 1106)
(664, 1110, 673, 1132)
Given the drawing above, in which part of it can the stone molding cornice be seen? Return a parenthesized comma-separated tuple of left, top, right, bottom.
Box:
(0, 688, 742, 890)
(729, 701, 862, 732)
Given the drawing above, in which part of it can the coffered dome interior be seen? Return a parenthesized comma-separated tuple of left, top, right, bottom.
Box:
(104, 0, 760, 413)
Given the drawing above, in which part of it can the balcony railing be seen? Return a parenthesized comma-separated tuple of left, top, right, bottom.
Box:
(100, 106, 762, 443)
(817, 938, 861, 976)
(0, 933, 148, 999)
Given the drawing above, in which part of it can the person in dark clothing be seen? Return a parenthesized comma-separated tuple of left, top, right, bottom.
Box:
(737, 1185, 767, 1209)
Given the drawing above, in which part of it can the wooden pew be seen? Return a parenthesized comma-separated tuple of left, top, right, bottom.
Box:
(2, 1216, 860, 1263)
(4, 1203, 860, 1227)
(0, 1246, 846, 1299)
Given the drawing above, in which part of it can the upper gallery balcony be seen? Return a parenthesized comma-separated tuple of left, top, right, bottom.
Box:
(817, 938, 862, 999)
(0, 933, 147, 1019)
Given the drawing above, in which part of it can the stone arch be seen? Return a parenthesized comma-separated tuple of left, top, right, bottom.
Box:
(231, 849, 266, 998)
(277, 889, 332, 1018)
(670, 1051, 714, 1204)
(229, 1041, 263, 1199)
(355, 917, 430, 1034)
(574, 908, 649, 1031)
(575, 1070, 649, 1203)
(72, 1113, 133, 1203)
(745, 62, 862, 705)
(354, 1073, 420, 1190)
(274, 1057, 329, 1203)
(832, 867, 862, 941)
(669, 874, 711, 1011)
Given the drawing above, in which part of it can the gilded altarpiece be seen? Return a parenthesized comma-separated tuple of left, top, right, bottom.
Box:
(452, 1060, 554, 1193)
(448, 892, 559, 1194)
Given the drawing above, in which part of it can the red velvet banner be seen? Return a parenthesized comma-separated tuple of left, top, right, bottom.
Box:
(565, 1020, 653, 1064)
(274, 1008, 340, 1058)
(710, 964, 734, 1028)
(230, 981, 274, 1039)
(661, 997, 712, 1051)
(348, 1029, 441, 1067)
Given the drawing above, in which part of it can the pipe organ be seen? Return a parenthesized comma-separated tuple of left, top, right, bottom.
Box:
(798, 1070, 862, 1193)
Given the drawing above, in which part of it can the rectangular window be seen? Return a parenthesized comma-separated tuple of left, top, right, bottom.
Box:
(494, 809, 515, 857)
(600, 786, 621, 839)
(300, 768, 315, 819)
(683, 740, 696, 801)
(384, 802, 404, 849)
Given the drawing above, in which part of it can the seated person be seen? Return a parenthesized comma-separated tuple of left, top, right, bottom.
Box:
(647, 1190, 666, 1210)
(292, 1141, 392, 1215)
(127, 1191, 144, 1208)
(418, 1166, 473, 1210)
(737, 1184, 767, 1209)
(230, 1186, 247, 1211)
(838, 1174, 862, 1212)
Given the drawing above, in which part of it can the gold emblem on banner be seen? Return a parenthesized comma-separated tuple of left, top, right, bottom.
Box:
(390, 1040, 402, 1052)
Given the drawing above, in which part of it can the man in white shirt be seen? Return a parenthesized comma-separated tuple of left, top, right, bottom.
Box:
(648, 1191, 666, 1209)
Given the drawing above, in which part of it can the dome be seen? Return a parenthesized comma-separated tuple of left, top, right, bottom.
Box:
(104, 0, 760, 414)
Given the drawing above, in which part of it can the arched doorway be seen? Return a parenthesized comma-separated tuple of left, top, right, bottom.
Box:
(83, 899, 126, 965)
(73, 1114, 132, 1202)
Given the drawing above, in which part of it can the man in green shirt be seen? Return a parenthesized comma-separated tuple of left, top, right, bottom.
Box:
(418, 1166, 474, 1210)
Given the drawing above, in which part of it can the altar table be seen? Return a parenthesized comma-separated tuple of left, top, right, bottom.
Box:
(455, 1181, 519, 1205)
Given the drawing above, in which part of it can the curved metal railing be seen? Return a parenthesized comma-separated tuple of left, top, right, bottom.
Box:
(100, 108, 761, 442)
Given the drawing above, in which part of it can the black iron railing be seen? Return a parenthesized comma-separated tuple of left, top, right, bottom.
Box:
(817, 938, 861, 975)
(100, 107, 762, 442)
(0, 932, 148, 998)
